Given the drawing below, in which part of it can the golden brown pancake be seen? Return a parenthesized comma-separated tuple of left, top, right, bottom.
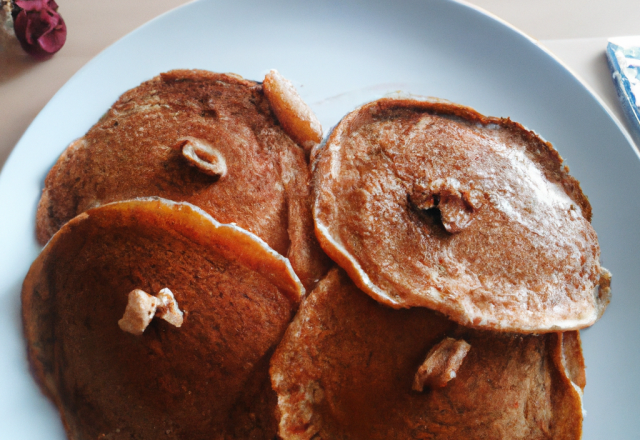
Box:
(23, 198, 304, 440)
(36, 69, 330, 290)
(313, 97, 611, 333)
(270, 268, 586, 440)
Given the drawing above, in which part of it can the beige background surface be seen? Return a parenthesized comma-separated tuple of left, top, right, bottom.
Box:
(1, 0, 639, 170)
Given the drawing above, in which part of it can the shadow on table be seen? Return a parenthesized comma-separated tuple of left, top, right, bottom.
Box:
(0, 34, 38, 84)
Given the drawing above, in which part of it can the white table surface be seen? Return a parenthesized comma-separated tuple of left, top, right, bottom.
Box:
(0, 0, 639, 171)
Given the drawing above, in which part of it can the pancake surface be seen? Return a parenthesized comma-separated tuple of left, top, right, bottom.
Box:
(271, 268, 586, 440)
(36, 69, 329, 290)
(313, 98, 610, 332)
(23, 198, 303, 440)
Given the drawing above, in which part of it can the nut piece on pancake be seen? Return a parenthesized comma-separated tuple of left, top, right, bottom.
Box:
(36, 69, 330, 290)
(412, 337, 471, 391)
(178, 137, 227, 178)
(23, 198, 304, 440)
(117, 289, 160, 336)
(270, 268, 586, 440)
(313, 97, 610, 333)
(155, 287, 184, 328)
(118, 287, 184, 335)
(263, 69, 323, 154)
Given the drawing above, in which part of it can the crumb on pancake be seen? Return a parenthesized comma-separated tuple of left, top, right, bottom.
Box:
(118, 289, 159, 336)
(155, 288, 184, 328)
(178, 137, 227, 178)
(263, 69, 322, 153)
(412, 337, 471, 391)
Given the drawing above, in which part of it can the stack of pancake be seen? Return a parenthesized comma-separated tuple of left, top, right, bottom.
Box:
(22, 70, 610, 440)
(274, 98, 611, 440)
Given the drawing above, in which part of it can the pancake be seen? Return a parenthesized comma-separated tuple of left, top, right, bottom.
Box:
(23, 198, 304, 440)
(270, 268, 586, 440)
(36, 69, 330, 290)
(313, 97, 611, 332)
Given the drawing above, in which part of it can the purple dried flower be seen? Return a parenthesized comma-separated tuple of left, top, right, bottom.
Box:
(12, 0, 66, 59)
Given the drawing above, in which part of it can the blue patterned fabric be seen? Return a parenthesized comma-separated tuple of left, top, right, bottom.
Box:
(607, 39, 640, 145)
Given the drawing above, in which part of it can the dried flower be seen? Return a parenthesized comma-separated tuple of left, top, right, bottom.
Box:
(11, 0, 66, 59)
